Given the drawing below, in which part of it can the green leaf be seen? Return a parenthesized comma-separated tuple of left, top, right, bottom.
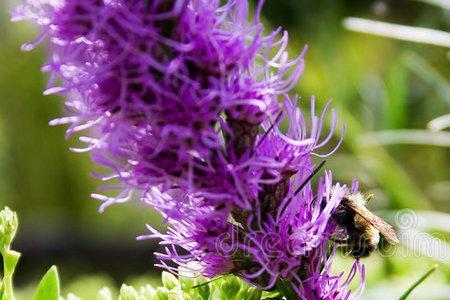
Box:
(384, 60, 407, 129)
(242, 288, 261, 300)
(0, 281, 4, 300)
(275, 278, 297, 300)
(33, 266, 60, 300)
(397, 264, 438, 300)
(262, 290, 281, 299)
(402, 52, 450, 105)
(343, 18, 450, 48)
(190, 276, 211, 300)
(360, 130, 450, 147)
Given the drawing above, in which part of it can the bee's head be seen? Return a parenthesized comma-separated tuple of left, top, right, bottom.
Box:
(345, 191, 375, 206)
(345, 192, 366, 206)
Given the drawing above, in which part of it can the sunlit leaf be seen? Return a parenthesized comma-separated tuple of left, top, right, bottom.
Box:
(428, 114, 450, 131)
(343, 17, 450, 48)
(33, 266, 60, 300)
(360, 130, 450, 147)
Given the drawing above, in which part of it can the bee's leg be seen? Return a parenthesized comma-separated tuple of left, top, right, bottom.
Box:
(331, 237, 348, 244)
(331, 237, 349, 249)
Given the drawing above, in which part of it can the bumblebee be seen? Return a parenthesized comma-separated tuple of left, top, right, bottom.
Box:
(333, 192, 399, 258)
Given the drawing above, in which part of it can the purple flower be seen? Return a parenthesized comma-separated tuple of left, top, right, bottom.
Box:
(14, 0, 364, 298)
(234, 172, 346, 289)
(298, 243, 366, 300)
(139, 187, 236, 277)
(14, 0, 303, 210)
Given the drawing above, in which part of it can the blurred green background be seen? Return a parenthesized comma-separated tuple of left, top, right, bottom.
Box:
(0, 0, 449, 299)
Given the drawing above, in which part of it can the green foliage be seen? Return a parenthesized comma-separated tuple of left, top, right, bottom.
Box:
(402, 52, 450, 105)
(275, 279, 296, 300)
(60, 271, 266, 300)
(103, 272, 264, 300)
(397, 264, 438, 300)
(33, 266, 60, 300)
(0, 206, 271, 300)
(62, 274, 118, 300)
(384, 61, 408, 129)
(0, 207, 61, 300)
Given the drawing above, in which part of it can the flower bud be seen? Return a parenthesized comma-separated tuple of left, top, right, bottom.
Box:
(221, 276, 242, 297)
(161, 271, 180, 290)
(167, 287, 185, 300)
(155, 287, 170, 300)
(0, 207, 18, 251)
(140, 284, 156, 299)
(119, 284, 139, 300)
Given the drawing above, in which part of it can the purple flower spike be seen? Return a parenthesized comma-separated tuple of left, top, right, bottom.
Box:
(15, 0, 365, 298)
(297, 244, 366, 300)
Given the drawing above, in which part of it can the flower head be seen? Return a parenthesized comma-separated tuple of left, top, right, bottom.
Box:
(15, 0, 363, 298)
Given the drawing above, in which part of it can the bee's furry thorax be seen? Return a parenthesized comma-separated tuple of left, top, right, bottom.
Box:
(333, 192, 381, 258)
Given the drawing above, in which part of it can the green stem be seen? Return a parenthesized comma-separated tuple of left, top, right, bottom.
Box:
(397, 264, 438, 300)
(1, 250, 20, 300)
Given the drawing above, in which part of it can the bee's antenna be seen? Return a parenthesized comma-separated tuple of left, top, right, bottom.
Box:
(256, 111, 283, 148)
(293, 160, 327, 196)
(277, 160, 326, 218)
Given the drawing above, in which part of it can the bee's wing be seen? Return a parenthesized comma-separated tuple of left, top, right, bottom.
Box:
(344, 200, 399, 244)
